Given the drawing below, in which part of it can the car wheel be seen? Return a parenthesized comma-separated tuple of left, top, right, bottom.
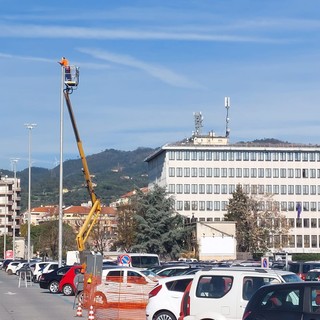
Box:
(7, 269, 13, 275)
(154, 311, 176, 320)
(77, 291, 84, 304)
(62, 284, 74, 296)
(94, 291, 108, 308)
(49, 281, 60, 294)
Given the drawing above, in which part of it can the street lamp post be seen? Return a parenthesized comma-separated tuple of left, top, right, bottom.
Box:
(25, 123, 37, 263)
(11, 159, 18, 260)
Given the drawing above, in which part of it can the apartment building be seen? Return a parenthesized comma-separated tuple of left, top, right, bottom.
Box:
(145, 132, 320, 254)
(0, 175, 21, 237)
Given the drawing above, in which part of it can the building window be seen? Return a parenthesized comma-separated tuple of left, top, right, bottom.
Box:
(183, 151, 190, 160)
(287, 168, 293, 178)
(206, 184, 212, 194)
(184, 201, 190, 210)
(199, 151, 205, 161)
(251, 168, 257, 178)
(221, 152, 227, 161)
(206, 168, 212, 177)
(243, 184, 250, 194)
(191, 184, 198, 194)
(228, 152, 234, 161)
(302, 169, 308, 178)
(302, 152, 308, 161)
(258, 185, 264, 194)
(296, 218, 302, 228)
(243, 168, 249, 178)
(214, 184, 220, 194)
(206, 151, 212, 161)
(213, 152, 219, 161)
(176, 167, 183, 177)
(191, 201, 198, 210)
(229, 168, 235, 177)
(251, 185, 257, 194)
(310, 169, 316, 178)
(229, 184, 235, 194)
(184, 184, 190, 194)
(265, 168, 272, 178)
(221, 201, 228, 210)
(258, 168, 264, 178)
(311, 202, 317, 211)
(221, 184, 227, 194)
(303, 202, 309, 211)
(311, 218, 317, 228)
(295, 152, 301, 161)
(288, 185, 294, 195)
(199, 201, 205, 211)
(281, 185, 287, 195)
(273, 185, 279, 194)
(236, 168, 242, 178)
(273, 168, 279, 178)
(221, 168, 227, 177)
(288, 218, 295, 228)
(287, 152, 293, 161)
(169, 151, 175, 160)
(280, 152, 286, 161)
(303, 185, 309, 195)
(214, 168, 220, 177)
(288, 235, 295, 248)
(304, 235, 310, 248)
(310, 152, 316, 162)
(169, 167, 175, 177)
(312, 235, 317, 248)
(191, 167, 197, 177)
(266, 185, 272, 194)
(214, 201, 220, 211)
(243, 152, 249, 161)
(168, 184, 175, 194)
(191, 151, 197, 160)
(310, 186, 316, 195)
(199, 184, 205, 194)
(184, 167, 190, 177)
(206, 201, 213, 211)
(199, 168, 205, 177)
(280, 169, 286, 178)
(176, 201, 183, 211)
(281, 202, 287, 211)
(258, 152, 264, 161)
(176, 151, 183, 160)
(296, 235, 302, 247)
(250, 152, 257, 161)
(304, 218, 310, 228)
(176, 184, 183, 194)
(236, 152, 242, 161)
(295, 185, 301, 195)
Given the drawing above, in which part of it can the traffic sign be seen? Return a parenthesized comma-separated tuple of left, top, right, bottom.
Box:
(119, 254, 131, 266)
(261, 256, 269, 268)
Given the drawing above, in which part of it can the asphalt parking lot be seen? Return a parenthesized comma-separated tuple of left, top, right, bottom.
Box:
(0, 269, 83, 320)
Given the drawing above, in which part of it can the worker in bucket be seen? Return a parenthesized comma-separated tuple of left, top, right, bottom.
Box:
(58, 56, 71, 81)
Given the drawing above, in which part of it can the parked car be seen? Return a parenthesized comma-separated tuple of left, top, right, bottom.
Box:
(31, 262, 50, 282)
(155, 265, 191, 277)
(1, 259, 13, 271)
(286, 261, 320, 280)
(39, 266, 71, 293)
(146, 274, 194, 320)
(58, 265, 82, 296)
(36, 262, 59, 282)
(6, 261, 26, 275)
(93, 267, 159, 308)
(178, 267, 302, 320)
(243, 281, 320, 320)
(306, 269, 320, 281)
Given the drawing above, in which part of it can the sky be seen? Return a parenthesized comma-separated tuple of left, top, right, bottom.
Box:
(1, 0, 320, 171)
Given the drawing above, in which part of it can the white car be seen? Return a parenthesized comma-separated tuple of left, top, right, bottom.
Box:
(37, 262, 59, 281)
(146, 274, 194, 320)
(31, 262, 50, 282)
(6, 261, 24, 275)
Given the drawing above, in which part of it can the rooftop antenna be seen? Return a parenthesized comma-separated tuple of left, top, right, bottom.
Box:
(193, 112, 203, 136)
(225, 97, 231, 138)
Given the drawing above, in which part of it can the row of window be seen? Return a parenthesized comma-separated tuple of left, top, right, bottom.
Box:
(168, 150, 320, 162)
(269, 234, 320, 249)
(168, 167, 319, 178)
(168, 183, 320, 196)
(175, 200, 320, 212)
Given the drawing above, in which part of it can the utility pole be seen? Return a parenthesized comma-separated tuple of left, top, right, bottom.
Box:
(11, 158, 19, 260)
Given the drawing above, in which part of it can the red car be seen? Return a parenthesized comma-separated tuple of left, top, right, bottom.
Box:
(59, 265, 82, 296)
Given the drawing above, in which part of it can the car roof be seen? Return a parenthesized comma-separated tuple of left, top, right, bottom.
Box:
(156, 274, 195, 284)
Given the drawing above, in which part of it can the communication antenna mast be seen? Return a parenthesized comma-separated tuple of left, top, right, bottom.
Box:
(225, 97, 231, 138)
(193, 112, 203, 136)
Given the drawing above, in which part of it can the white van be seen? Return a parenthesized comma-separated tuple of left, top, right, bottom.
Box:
(117, 253, 160, 269)
(179, 268, 301, 320)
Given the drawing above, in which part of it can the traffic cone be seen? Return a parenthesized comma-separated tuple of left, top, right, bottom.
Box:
(88, 305, 95, 320)
(76, 302, 83, 317)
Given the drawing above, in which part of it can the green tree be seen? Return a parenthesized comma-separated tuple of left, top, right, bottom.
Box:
(224, 184, 289, 254)
(130, 185, 189, 260)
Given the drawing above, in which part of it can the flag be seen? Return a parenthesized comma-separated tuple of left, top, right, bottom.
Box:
(296, 202, 302, 219)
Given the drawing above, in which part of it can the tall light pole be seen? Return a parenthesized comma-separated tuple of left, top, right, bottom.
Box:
(25, 123, 37, 263)
(58, 61, 65, 267)
(11, 158, 19, 260)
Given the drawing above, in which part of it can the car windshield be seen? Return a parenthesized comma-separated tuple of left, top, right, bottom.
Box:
(281, 273, 303, 282)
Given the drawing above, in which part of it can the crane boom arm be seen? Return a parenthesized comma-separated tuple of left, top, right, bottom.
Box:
(63, 89, 101, 251)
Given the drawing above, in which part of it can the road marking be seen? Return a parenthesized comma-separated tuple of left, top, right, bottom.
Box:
(4, 291, 17, 295)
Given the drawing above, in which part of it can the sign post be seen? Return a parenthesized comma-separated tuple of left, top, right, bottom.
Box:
(261, 256, 269, 268)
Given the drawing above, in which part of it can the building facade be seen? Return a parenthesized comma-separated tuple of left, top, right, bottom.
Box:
(145, 134, 320, 254)
(0, 175, 21, 237)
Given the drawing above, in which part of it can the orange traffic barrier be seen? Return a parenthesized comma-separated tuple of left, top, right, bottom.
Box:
(76, 302, 83, 317)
